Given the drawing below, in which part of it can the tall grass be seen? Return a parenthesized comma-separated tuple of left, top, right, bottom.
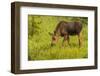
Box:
(28, 15, 88, 60)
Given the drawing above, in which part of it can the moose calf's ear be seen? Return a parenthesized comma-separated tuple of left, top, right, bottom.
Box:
(49, 32, 53, 35)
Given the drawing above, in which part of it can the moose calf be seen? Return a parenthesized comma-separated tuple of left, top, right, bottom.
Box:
(49, 21, 82, 47)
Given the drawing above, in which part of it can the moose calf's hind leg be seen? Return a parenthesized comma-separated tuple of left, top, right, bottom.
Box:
(78, 33, 82, 47)
(67, 36, 70, 46)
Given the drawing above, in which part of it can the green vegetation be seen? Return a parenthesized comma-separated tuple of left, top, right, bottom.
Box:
(28, 15, 88, 60)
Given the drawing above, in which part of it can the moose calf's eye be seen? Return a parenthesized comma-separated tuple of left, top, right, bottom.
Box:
(52, 37, 56, 40)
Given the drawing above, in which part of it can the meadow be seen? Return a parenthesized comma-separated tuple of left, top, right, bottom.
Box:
(28, 15, 88, 60)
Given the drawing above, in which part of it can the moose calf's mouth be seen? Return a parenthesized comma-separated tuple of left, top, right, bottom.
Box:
(51, 43, 56, 46)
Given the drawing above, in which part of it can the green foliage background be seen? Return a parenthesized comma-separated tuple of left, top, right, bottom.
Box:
(28, 15, 88, 60)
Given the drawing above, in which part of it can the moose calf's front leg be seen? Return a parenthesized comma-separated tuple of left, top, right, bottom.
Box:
(62, 35, 69, 47)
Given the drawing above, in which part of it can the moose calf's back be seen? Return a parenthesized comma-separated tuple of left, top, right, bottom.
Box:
(56, 21, 82, 36)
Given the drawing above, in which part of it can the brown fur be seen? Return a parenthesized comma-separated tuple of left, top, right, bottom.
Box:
(51, 21, 82, 47)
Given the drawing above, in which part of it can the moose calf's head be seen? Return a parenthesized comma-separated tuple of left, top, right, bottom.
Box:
(49, 32, 59, 46)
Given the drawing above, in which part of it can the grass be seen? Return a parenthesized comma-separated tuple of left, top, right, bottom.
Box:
(28, 15, 88, 61)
